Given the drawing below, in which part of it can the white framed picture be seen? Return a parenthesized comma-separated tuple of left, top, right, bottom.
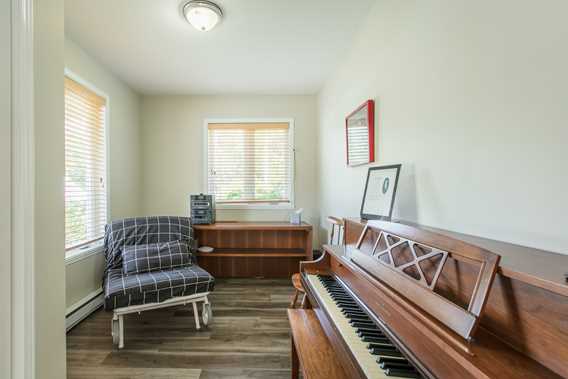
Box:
(360, 164, 401, 220)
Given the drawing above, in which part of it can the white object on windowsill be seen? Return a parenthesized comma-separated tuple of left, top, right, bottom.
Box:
(197, 246, 214, 253)
(290, 208, 303, 225)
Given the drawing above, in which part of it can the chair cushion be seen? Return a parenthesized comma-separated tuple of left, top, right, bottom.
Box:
(104, 265, 215, 310)
(104, 216, 193, 277)
(122, 240, 192, 275)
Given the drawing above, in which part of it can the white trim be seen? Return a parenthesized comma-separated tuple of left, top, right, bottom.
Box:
(63, 68, 112, 244)
(65, 289, 104, 331)
(11, 0, 35, 378)
(202, 118, 296, 210)
(65, 240, 104, 265)
(66, 287, 103, 316)
(1, 1, 12, 378)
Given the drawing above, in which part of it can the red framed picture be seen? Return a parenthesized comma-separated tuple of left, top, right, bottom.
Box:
(345, 99, 375, 166)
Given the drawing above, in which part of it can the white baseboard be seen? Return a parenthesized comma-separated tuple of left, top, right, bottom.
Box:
(66, 288, 104, 332)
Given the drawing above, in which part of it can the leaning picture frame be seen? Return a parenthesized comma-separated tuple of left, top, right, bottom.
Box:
(360, 164, 402, 220)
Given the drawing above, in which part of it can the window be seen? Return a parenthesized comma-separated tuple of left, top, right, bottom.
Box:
(206, 120, 294, 208)
(64, 75, 108, 250)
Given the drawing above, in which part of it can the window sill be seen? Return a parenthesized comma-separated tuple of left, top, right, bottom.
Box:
(217, 203, 295, 211)
(65, 240, 104, 265)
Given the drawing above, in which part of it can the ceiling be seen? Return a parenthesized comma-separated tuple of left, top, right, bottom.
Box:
(65, 0, 375, 95)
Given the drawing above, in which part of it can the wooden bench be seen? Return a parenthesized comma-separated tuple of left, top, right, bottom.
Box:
(287, 309, 348, 379)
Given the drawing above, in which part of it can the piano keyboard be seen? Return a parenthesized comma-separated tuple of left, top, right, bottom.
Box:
(307, 274, 422, 379)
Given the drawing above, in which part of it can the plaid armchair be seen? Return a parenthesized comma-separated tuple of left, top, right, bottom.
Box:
(103, 216, 215, 310)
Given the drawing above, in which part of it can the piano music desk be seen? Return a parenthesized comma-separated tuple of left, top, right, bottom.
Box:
(287, 309, 349, 379)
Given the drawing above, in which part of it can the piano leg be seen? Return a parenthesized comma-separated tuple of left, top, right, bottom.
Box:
(291, 335, 299, 379)
(290, 290, 299, 308)
(300, 294, 308, 308)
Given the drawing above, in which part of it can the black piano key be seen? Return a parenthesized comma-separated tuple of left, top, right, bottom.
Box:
(358, 333, 385, 340)
(330, 294, 350, 299)
(362, 336, 390, 344)
(347, 314, 369, 319)
(345, 313, 368, 319)
(337, 304, 359, 310)
(335, 300, 357, 305)
(329, 292, 350, 297)
(357, 330, 382, 337)
(333, 297, 354, 302)
(378, 357, 410, 365)
(336, 302, 358, 308)
(367, 342, 395, 350)
(371, 348, 404, 358)
(331, 296, 357, 305)
(351, 321, 377, 329)
(348, 316, 371, 323)
(379, 361, 415, 370)
(330, 293, 351, 299)
(356, 326, 381, 333)
(345, 311, 368, 317)
(385, 368, 420, 378)
(338, 306, 361, 312)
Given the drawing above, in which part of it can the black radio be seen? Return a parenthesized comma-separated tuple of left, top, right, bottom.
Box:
(190, 194, 215, 224)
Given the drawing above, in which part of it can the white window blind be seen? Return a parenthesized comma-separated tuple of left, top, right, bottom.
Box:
(207, 122, 293, 205)
(64, 76, 108, 250)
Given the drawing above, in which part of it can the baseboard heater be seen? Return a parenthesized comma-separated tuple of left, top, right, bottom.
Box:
(66, 288, 105, 332)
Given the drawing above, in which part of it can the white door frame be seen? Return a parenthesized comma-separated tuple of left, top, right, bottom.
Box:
(9, 0, 36, 378)
(1, 0, 12, 378)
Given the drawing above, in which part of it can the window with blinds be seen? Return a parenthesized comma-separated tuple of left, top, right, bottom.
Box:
(206, 121, 293, 206)
(64, 76, 108, 250)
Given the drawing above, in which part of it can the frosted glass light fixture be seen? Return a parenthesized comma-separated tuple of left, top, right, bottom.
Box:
(183, 0, 223, 32)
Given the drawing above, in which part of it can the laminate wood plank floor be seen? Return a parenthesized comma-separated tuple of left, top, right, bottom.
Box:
(67, 278, 295, 379)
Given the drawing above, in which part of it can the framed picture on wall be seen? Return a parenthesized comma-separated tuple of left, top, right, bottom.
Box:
(346, 99, 375, 166)
(360, 164, 401, 220)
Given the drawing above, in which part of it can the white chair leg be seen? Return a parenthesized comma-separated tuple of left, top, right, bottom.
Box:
(202, 298, 212, 326)
(111, 313, 119, 346)
(192, 301, 201, 330)
(118, 314, 124, 349)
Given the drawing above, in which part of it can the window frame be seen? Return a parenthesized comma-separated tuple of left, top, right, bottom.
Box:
(203, 118, 295, 210)
(64, 68, 111, 258)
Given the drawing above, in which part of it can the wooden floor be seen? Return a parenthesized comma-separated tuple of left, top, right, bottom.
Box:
(67, 278, 295, 379)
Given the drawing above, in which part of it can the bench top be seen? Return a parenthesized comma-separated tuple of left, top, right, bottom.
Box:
(287, 309, 349, 379)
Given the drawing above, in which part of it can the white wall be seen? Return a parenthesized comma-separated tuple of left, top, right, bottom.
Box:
(317, 0, 568, 254)
(34, 0, 67, 377)
(140, 95, 319, 243)
(64, 38, 142, 309)
(0, 0, 11, 376)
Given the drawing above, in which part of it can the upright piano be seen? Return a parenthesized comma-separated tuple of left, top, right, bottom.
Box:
(293, 219, 568, 379)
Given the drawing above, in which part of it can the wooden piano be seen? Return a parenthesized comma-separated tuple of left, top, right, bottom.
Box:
(289, 219, 568, 379)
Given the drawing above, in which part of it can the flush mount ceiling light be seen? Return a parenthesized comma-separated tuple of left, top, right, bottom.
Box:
(183, 0, 223, 32)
